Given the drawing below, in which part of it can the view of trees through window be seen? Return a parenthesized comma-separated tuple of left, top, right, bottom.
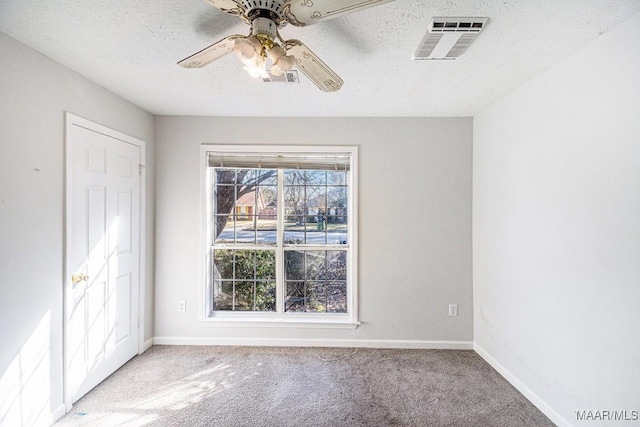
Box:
(212, 167, 349, 313)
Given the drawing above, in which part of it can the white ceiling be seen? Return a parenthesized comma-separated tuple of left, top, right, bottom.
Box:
(1, 0, 639, 117)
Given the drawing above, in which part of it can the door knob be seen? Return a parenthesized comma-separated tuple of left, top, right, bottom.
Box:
(72, 274, 89, 284)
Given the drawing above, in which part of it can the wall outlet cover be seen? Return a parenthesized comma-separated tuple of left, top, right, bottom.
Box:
(449, 304, 458, 317)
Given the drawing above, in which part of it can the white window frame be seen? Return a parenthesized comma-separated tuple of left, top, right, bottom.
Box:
(199, 144, 359, 328)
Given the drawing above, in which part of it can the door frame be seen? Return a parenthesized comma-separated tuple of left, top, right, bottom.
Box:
(63, 113, 147, 411)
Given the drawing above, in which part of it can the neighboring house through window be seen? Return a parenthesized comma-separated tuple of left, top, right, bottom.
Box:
(201, 145, 358, 327)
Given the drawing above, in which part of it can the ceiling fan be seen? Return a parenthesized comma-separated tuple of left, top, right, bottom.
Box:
(178, 0, 394, 92)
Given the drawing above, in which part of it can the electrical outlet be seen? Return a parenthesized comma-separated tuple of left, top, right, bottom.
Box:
(178, 300, 186, 312)
(448, 304, 458, 317)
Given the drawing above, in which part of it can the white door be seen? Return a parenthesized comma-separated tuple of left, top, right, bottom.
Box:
(66, 117, 141, 403)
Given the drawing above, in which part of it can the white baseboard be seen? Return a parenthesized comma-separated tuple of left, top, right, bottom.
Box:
(473, 343, 572, 427)
(152, 336, 473, 350)
(142, 338, 154, 353)
(49, 403, 67, 425)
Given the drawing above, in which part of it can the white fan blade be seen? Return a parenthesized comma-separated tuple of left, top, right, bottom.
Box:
(178, 35, 243, 68)
(203, 0, 244, 16)
(285, 40, 343, 92)
(284, 0, 394, 27)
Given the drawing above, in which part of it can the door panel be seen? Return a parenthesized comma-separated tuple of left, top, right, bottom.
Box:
(115, 273, 132, 343)
(66, 122, 140, 403)
(117, 190, 132, 254)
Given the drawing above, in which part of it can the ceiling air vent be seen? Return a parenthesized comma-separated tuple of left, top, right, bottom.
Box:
(412, 17, 488, 60)
(262, 70, 300, 83)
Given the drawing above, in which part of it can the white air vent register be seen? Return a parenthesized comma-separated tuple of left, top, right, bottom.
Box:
(413, 17, 488, 60)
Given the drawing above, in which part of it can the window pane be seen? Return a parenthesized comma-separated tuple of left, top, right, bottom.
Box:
(215, 184, 236, 208)
(305, 251, 326, 280)
(284, 185, 305, 214)
(258, 186, 277, 219)
(305, 186, 325, 212)
(213, 249, 234, 280)
(214, 215, 234, 243)
(284, 170, 306, 185)
(234, 216, 256, 244)
(326, 236, 347, 246)
(237, 169, 256, 186)
(327, 187, 347, 210)
(257, 169, 277, 185)
(326, 251, 347, 280)
(305, 230, 328, 245)
(307, 282, 327, 312)
(327, 170, 347, 185)
(284, 234, 306, 244)
(256, 281, 276, 311)
(255, 250, 276, 279)
(284, 215, 306, 244)
(327, 282, 347, 313)
(213, 281, 233, 311)
(328, 215, 348, 225)
(285, 251, 305, 280)
(234, 281, 254, 311)
(234, 251, 255, 280)
(215, 168, 237, 184)
(305, 170, 326, 185)
(285, 281, 305, 312)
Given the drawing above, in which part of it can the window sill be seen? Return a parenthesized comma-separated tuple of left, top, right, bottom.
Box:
(200, 314, 360, 329)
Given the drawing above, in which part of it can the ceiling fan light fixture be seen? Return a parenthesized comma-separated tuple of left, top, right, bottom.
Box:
(238, 44, 257, 62)
(275, 55, 295, 73)
(268, 43, 294, 76)
(234, 36, 262, 66)
(268, 44, 285, 63)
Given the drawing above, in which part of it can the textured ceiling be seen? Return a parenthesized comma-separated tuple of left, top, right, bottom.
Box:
(1, 0, 639, 117)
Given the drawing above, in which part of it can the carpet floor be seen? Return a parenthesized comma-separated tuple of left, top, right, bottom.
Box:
(55, 346, 554, 426)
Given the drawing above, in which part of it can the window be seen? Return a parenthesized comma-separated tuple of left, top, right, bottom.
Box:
(202, 146, 358, 326)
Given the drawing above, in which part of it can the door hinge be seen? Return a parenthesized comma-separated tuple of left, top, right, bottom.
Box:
(137, 316, 141, 328)
(139, 164, 146, 176)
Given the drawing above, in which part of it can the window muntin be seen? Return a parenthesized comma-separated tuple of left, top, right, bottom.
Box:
(206, 148, 355, 323)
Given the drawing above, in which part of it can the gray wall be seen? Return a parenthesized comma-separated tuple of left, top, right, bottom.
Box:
(154, 116, 473, 344)
(0, 32, 155, 424)
(473, 12, 640, 426)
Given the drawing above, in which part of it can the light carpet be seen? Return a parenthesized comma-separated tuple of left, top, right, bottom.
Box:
(55, 346, 554, 426)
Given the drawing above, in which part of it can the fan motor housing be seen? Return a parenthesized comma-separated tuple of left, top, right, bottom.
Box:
(251, 16, 278, 39)
(241, 0, 285, 24)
